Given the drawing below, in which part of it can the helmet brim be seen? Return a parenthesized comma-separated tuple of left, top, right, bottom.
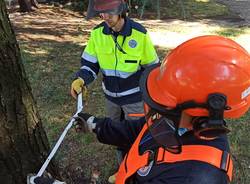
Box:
(140, 63, 175, 114)
(86, 1, 126, 20)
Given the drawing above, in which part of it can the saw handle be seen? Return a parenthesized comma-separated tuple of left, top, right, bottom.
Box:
(35, 93, 83, 177)
(77, 92, 83, 113)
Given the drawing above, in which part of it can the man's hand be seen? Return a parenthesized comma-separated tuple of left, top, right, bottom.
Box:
(74, 112, 96, 133)
(71, 78, 86, 99)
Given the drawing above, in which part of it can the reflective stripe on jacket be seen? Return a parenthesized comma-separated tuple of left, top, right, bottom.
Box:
(76, 18, 159, 105)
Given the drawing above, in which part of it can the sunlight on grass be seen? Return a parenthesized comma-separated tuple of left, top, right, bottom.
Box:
(23, 49, 48, 55)
(215, 26, 250, 52)
(13, 3, 250, 183)
(195, 0, 210, 2)
(149, 24, 250, 52)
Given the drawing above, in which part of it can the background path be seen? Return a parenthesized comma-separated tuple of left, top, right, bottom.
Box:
(216, 0, 250, 25)
(143, 0, 250, 54)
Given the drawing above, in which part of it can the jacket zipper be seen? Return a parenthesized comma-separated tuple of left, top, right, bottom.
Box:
(114, 40, 119, 97)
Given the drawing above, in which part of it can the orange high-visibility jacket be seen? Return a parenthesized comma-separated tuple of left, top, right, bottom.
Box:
(116, 123, 233, 184)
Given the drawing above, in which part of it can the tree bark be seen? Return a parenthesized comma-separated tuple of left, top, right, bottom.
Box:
(0, 1, 59, 183)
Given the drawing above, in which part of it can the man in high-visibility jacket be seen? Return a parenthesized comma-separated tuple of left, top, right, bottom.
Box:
(71, 0, 159, 122)
(71, 1, 158, 175)
(75, 35, 250, 183)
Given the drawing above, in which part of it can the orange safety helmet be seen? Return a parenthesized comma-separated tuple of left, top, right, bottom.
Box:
(140, 35, 250, 119)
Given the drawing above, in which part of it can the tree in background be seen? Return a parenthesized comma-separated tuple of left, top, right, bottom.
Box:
(129, 0, 186, 19)
(0, 0, 59, 183)
(18, 0, 39, 12)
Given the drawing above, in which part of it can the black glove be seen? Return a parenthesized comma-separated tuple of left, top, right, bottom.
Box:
(74, 112, 96, 133)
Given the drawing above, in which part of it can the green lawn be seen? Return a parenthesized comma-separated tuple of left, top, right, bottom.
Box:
(15, 1, 250, 183)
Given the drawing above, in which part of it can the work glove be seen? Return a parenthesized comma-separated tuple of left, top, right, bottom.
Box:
(74, 112, 96, 133)
(71, 78, 87, 99)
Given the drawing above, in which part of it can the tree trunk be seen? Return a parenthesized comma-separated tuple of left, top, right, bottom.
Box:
(18, 0, 32, 12)
(156, 0, 161, 19)
(30, 0, 39, 9)
(0, 1, 59, 183)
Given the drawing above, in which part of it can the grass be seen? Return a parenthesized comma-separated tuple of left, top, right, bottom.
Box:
(20, 31, 115, 182)
(227, 111, 250, 183)
(135, 0, 230, 20)
(216, 26, 249, 37)
(12, 2, 250, 183)
(184, 0, 230, 19)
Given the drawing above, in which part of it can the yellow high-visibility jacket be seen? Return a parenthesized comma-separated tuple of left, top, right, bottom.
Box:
(76, 18, 159, 105)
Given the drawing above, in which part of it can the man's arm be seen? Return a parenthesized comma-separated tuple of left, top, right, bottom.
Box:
(140, 32, 159, 68)
(75, 32, 100, 85)
(94, 117, 146, 149)
(75, 113, 146, 149)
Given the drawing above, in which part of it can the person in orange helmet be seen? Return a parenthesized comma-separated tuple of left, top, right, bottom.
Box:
(75, 35, 250, 183)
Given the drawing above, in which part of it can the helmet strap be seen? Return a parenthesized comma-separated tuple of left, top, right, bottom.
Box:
(151, 93, 231, 140)
(146, 109, 182, 154)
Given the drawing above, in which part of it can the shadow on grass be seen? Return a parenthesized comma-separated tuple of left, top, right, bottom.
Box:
(21, 37, 111, 183)
(228, 111, 250, 183)
(12, 3, 250, 183)
(132, 0, 239, 21)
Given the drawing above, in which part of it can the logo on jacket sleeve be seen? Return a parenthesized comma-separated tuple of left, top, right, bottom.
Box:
(129, 39, 137, 48)
(137, 160, 154, 177)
